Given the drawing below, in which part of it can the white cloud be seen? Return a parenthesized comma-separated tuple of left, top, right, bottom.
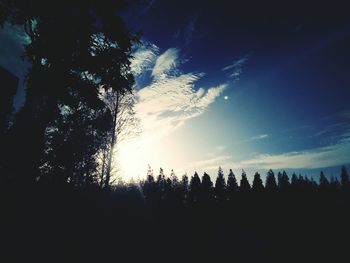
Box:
(236, 134, 350, 170)
(234, 133, 269, 145)
(130, 43, 159, 76)
(151, 48, 179, 78)
(118, 45, 228, 178)
(135, 47, 226, 138)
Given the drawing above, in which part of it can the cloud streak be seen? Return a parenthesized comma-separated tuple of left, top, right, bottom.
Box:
(222, 53, 251, 81)
(190, 132, 350, 172)
(251, 134, 269, 140)
(237, 136, 350, 169)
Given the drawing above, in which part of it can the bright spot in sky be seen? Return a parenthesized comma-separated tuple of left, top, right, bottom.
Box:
(224, 95, 229, 100)
(117, 137, 153, 181)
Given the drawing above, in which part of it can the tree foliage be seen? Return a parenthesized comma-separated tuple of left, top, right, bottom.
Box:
(0, 0, 137, 185)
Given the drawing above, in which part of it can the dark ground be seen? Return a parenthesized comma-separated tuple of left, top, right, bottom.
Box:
(1, 184, 349, 263)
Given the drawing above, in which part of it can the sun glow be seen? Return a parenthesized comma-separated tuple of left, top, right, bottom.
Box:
(117, 137, 154, 181)
(117, 132, 190, 182)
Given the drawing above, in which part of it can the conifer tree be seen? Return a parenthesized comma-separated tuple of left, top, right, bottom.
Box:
(189, 172, 201, 203)
(215, 166, 226, 201)
(341, 165, 349, 190)
(252, 172, 264, 192)
(227, 169, 238, 195)
(240, 170, 251, 192)
(291, 173, 298, 186)
(278, 171, 290, 191)
(319, 171, 329, 189)
(265, 169, 277, 192)
(201, 172, 213, 200)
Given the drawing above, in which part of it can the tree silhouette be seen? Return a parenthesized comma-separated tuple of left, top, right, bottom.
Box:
(215, 166, 226, 201)
(291, 173, 298, 189)
(180, 174, 189, 197)
(328, 176, 340, 193)
(340, 165, 349, 190)
(265, 169, 277, 192)
(201, 172, 213, 201)
(278, 171, 290, 191)
(226, 169, 238, 200)
(142, 165, 156, 201)
(252, 172, 264, 192)
(319, 171, 329, 190)
(240, 170, 251, 192)
(189, 172, 201, 203)
(1, 0, 136, 185)
(0, 66, 18, 136)
(100, 88, 139, 188)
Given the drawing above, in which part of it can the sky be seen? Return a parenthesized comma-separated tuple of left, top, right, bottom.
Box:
(1, 0, 350, 182)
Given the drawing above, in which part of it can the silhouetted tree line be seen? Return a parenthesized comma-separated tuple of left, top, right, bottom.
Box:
(141, 166, 350, 206)
(136, 165, 350, 262)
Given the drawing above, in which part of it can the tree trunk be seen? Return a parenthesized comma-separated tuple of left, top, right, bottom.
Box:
(105, 91, 119, 188)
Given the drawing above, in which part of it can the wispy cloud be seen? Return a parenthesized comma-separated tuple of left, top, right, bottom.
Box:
(236, 136, 350, 169)
(251, 134, 269, 140)
(172, 15, 199, 49)
(187, 129, 350, 173)
(137, 71, 227, 138)
(130, 43, 159, 76)
(188, 155, 233, 172)
(120, 44, 228, 177)
(184, 16, 198, 47)
(222, 53, 251, 81)
(216, 145, 226, 151)
(131, 45, 227, 138)
(233, 133, 269, 145)
(311, 122, 350, 138)
(151, 48, 179, 78)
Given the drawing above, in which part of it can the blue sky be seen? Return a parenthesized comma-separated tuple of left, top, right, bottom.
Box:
(118, 0, 350, 180)
(1, 0, 349, 181)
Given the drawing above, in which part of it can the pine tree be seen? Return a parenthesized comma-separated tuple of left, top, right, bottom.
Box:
(278, 171, 290, 191)
(341, 165, 349, 190)
(252, 172, 264, 192)
(201, 172, 213, 200)
(156, 168, 166, 199)
(227, 169, 238, 198)
(240, 170, 251, 192)
(319, 171, 329, 189)
(180, 174, 189, 202)
(142, 165, 156, 201)
(227, 169, 238, 190)
(215, 166, 226, 201)
(330, 176, 340, 191)
(265, 169, 277, 192)
(189, 172, 201, 203)
(291, 173, 298, 186)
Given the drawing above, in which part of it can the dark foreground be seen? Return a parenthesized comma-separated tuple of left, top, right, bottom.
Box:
(1, 184, 350, 263)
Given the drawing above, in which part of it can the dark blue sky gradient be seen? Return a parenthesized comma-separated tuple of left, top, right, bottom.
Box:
(123, 0, 350, 178)
(1, 0, 349, 179)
